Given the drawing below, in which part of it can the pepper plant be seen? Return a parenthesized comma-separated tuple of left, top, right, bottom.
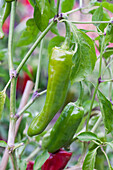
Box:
(0, 0, 113, 169)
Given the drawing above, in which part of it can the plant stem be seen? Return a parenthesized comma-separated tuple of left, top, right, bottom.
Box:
(25, 147, 41, 162)
(91, 115, 102, 133)
(66, 5, 90, 15)
(7, 0, 16, 163)
(10, 151, 18, 170)
(101, 147, 113, 170)
(16, 21, 55, 74)
(34, 39, 43, 92)
(86, 36, 105, 131)
(0, 81, 34, 170)
(16, 89, 47, 118)
(79, 0, 83, 8)
(57, 0, 60, 15)
(8, 1, 16, 71)
(70, 20, 112, 24)
(103, 60, 112, 99)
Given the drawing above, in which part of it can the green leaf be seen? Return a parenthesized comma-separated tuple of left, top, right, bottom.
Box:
(90, 9, 110, 32)
(103, 47, 113, 59)
(83, 148, 98, 170)
(0, 0, 5, 39)
(95, 2, 113, 13)
(99, 10, 110, 32)
(92, 5, 103, 27)
(0, 89, 6, 119)
(51, 24, 59, 35)
(28, 0, 36, 7)
(0, 49, 7, 61)
(49, 0, 57, 18)
(48, 36, 65, 56)
(33, 150, 49, 170)
(61, 0, 75, 13)
(0, 1, 11, 39)
(70, 24, 97, 83)
(0, 140, 7, 147)
(17, 18, 39, 46)
(105, 22, 113, 43)
(34, 0, 50, 32)
(77, 132, 100, 142)
(97, 90, 113, 134)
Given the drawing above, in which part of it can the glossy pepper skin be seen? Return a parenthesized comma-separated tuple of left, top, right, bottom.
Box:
(28, 47, 73, 136)
(42, 102, 84, 153)
(41, 149, 72, 170)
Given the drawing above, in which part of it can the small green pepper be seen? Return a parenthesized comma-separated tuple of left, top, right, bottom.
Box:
(42, 102, 84, 153)
(28, 47, 73, 136)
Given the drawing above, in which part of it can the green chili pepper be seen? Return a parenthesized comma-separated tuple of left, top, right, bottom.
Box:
(28, 47, 73, 136)
(27, 22, 74, 137)
(42, 102, 84, 153)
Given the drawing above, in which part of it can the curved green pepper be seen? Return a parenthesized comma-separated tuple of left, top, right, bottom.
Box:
(28, 46, 73, 136)
(42, 102, 84, 153)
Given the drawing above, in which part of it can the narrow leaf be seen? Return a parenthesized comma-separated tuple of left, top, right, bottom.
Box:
(83, 148, 98, 170)
(34, 0, 50, 32)
(90, 9, 110, 32)
(61, 0, 75, 13)
(70, 24, 97, 83)
(95, 2, 113, 13)
(28, 0, 36, 7)
(92, 5, 103, 26)
(0, 140, 7, 147)
(103, 47, 113, 59)
(17, 18, 39, 46)
(49, 0, 57, 18)
(33, 150, 49, 170)
(77, 132, 100, 142)
(0, 90, 6, 119)
(97, 90, 113, 134)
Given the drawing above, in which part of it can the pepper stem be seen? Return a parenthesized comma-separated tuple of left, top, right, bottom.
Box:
(61, 21, 71, 50)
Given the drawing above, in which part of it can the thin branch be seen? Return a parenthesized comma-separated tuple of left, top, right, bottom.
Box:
(16, 21, 55, 74)
(91, 115, 102, 133)
(0, 81, 34, 170)
(8, 1, 16, 71)
(25, 147, 41, 162)
(34, 39, 43, 92)
(86, 36, 105, 131)
(16, 89, 47, 118)
(70, 20, 112, 24)
(57, 0, 60, 15)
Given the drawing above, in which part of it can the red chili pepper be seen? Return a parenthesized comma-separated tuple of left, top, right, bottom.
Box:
(16, 65, 33, 94)
(26, 161, 34, 170)
(41, 149, 72, 170)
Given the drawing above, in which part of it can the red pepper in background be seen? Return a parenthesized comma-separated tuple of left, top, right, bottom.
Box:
(26, 161, 34, 170)
(41, 149, 72, 170)
(16, 65, 33, 94)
